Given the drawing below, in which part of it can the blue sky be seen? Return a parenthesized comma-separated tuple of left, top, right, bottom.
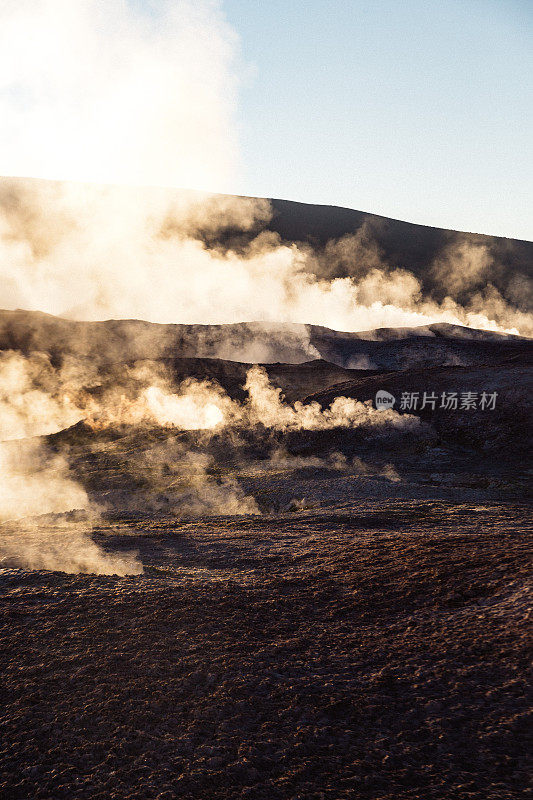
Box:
(221, 0, 532, 239)
(2, 0, 531, 239)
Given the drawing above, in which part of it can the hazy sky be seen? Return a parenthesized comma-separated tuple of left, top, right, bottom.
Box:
(222, 0, 533, 239)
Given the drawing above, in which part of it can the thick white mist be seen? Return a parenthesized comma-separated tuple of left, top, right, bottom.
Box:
(0, 1, 530, 336)
(0, 178, 530, 335)
(0, 0, 239, 190)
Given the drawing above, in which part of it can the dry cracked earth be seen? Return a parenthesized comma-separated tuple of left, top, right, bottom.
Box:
(1, 494, 532, 800)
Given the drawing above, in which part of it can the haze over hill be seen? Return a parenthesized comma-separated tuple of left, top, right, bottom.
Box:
(1, 177, 531, 335)
(1, 309, 530, 370)
(267, 197, 533, 306)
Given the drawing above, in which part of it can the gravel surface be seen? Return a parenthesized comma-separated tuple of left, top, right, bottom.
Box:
(1, 500, 531, 800)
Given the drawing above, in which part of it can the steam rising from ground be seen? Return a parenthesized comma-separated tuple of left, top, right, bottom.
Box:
(243, 367, 422, 433)
(0, 353, 425, 573)
(0, 179, 530, 336)
(1, 2, 528, 576)
(76, 362, 422, 435)
(0, 1, 529, 335)
(0, 439, 142, 575)
(0, 348, 422, 436)
(0, 350, 84, 439)
(0, 440, 87, 521)
(128, 444, 260, 518)
(0, 354, 145, 577)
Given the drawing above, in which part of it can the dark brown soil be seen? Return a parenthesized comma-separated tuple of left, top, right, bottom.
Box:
(1, 501, 531, 800)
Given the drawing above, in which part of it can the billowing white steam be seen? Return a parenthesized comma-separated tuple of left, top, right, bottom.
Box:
(0, 178, 530, 335)
(0, 350, 143, 575)
(0, 350, 84, 440)
(0, 439, 142, 575)
(1, 1, 525, 575)
(0, 439, 88, 521)
(0, 350, 427, 571)
(0, 2, 529, 336)
(0, 0, 239, 190)
(74, 361, 423, 434)
(243, 366, 422, 433)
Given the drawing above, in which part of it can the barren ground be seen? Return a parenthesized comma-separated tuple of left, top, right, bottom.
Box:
(0, 319, 531, 799)
(1, 493, 531, 800)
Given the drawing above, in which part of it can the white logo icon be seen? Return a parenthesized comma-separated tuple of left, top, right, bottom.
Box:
(375, 390, 396, 410)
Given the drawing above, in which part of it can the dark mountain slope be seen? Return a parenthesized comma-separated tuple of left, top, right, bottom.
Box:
(0, 177, 531, 311)
(306, 359, 532, 458)
(268, 198, 533, 308)
(1, 310, 530, 370)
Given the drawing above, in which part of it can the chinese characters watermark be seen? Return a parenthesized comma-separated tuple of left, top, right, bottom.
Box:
(375, 390, 498, 411)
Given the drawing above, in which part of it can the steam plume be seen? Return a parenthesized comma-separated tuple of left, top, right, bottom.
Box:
(0, 0, 239, 190)
(0, 3, 529, 335)
(0, 179, 530, 335)
(0, 439, 142, 575)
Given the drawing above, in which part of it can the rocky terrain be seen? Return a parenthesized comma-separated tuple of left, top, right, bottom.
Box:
(1, 310, 530, 368)
(1, 498, 531, 800)
(0, 314, 531, 799)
